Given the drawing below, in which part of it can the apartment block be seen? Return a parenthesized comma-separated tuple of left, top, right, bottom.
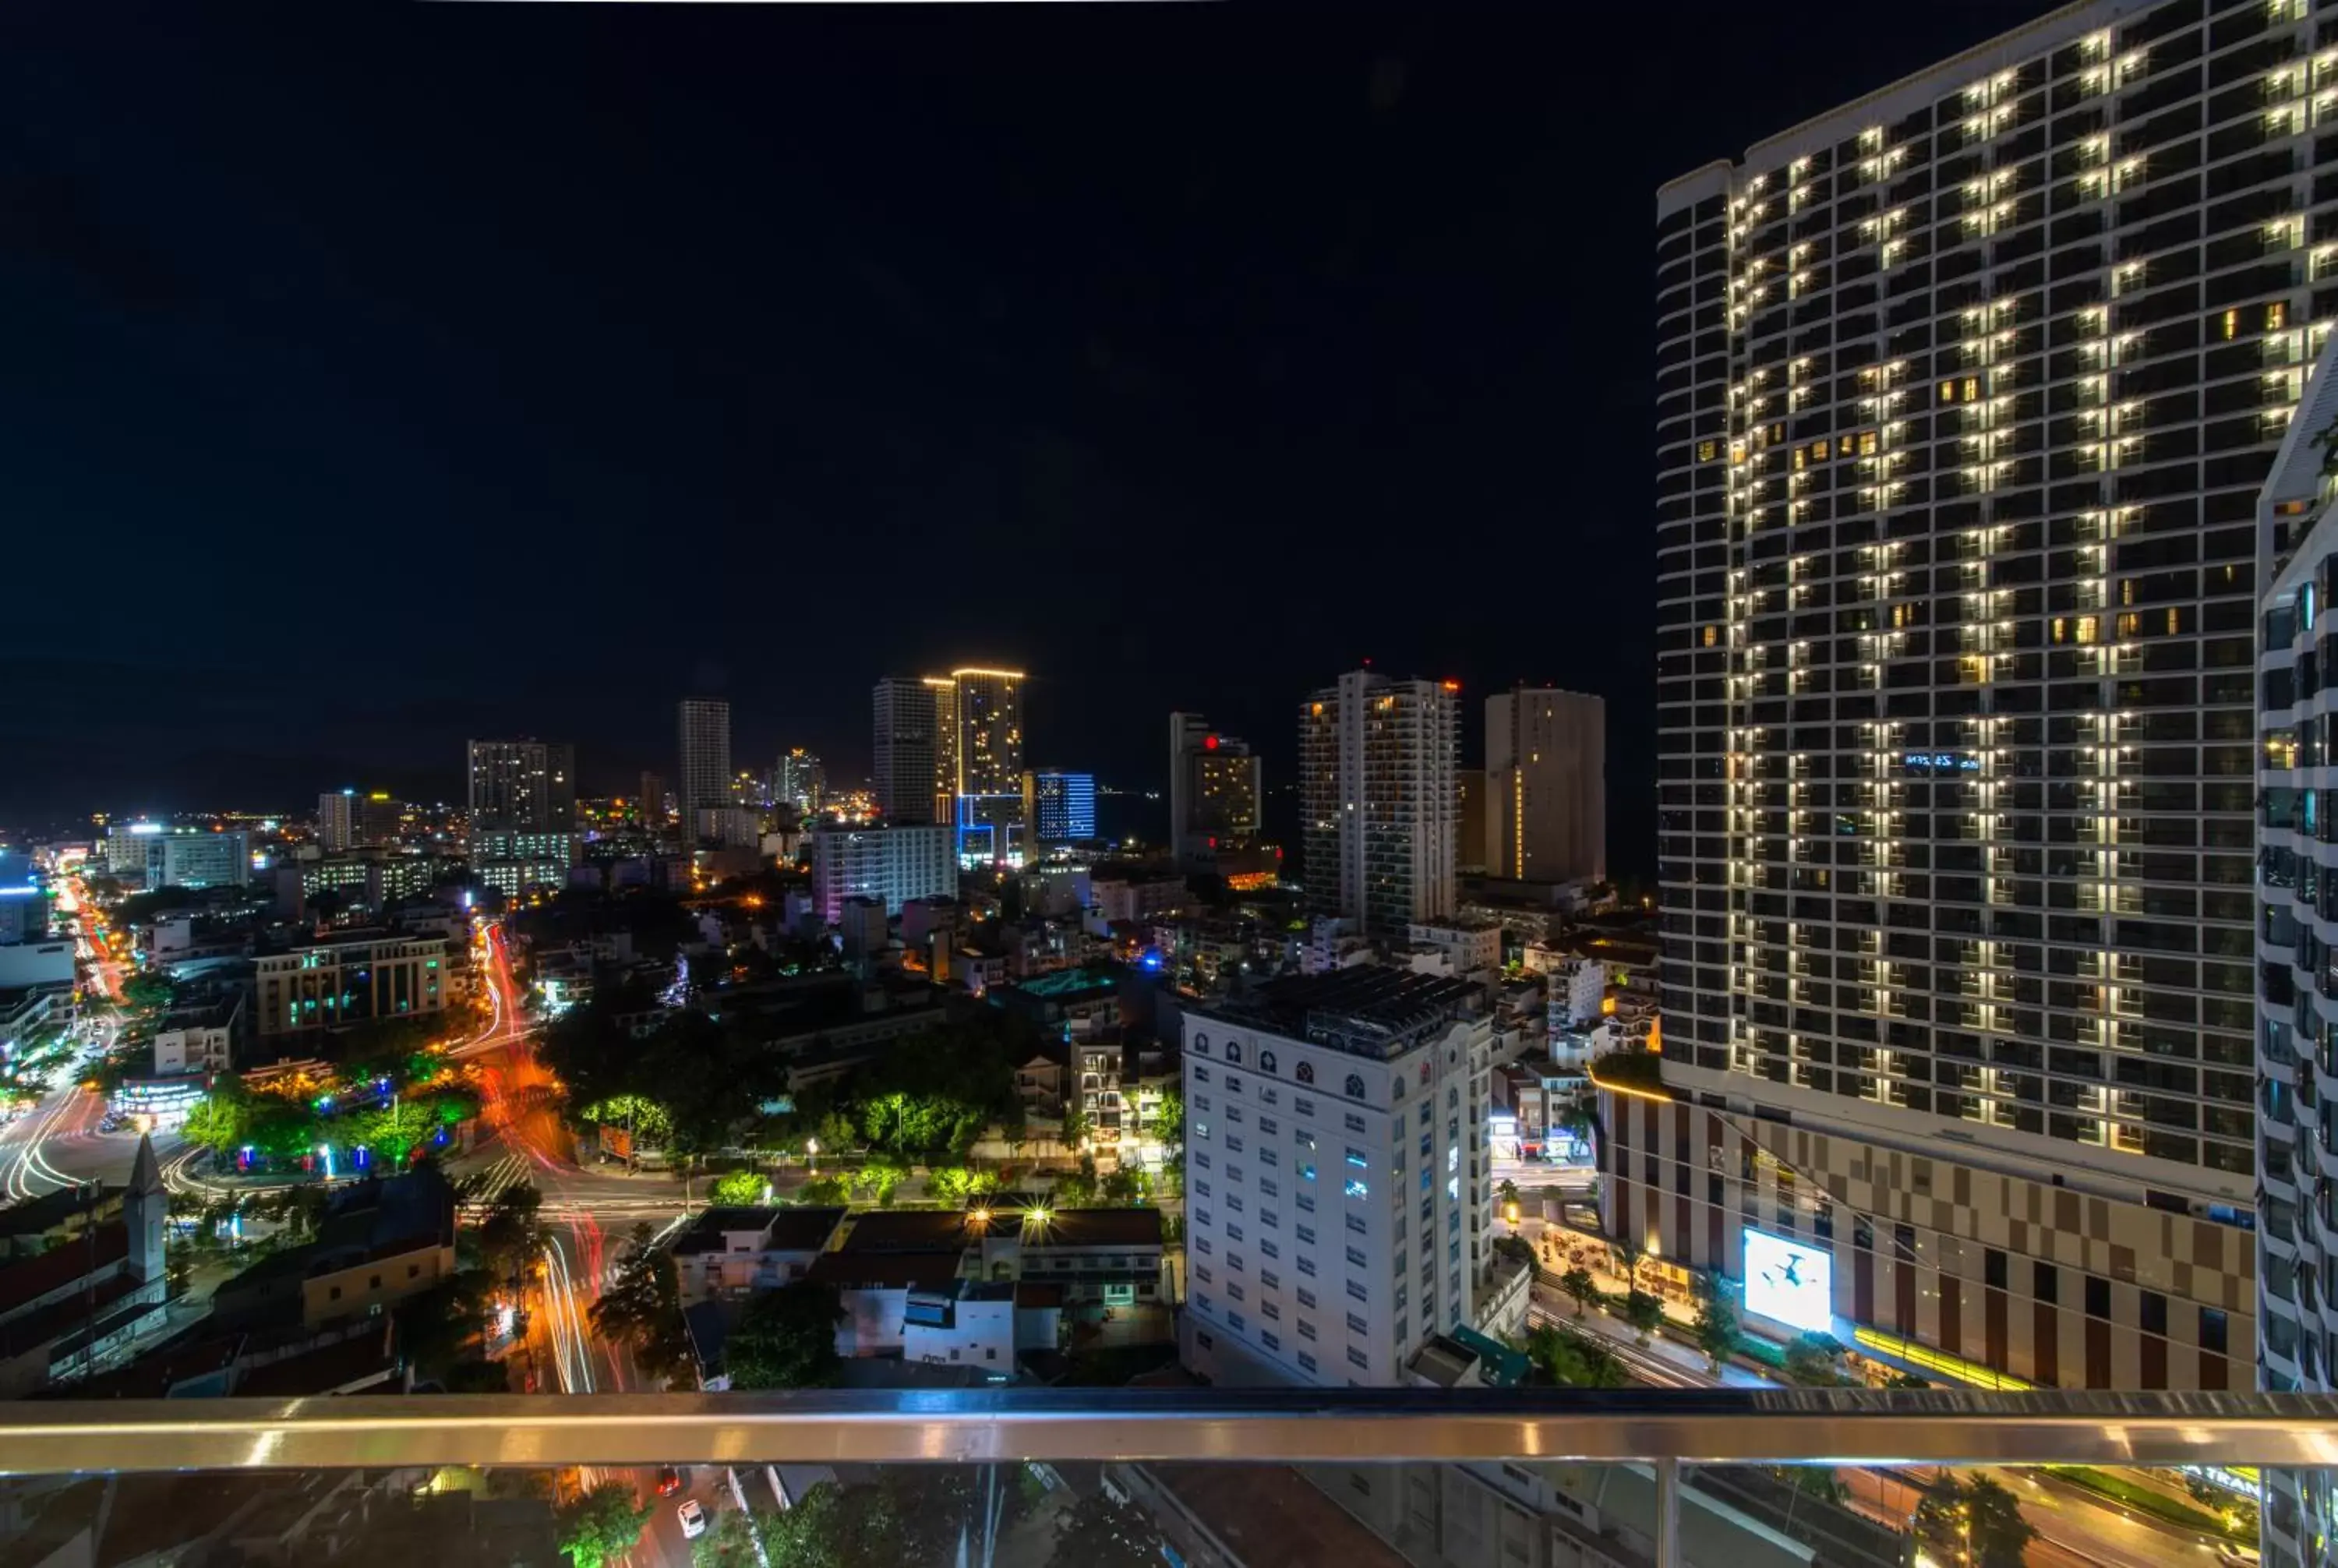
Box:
(254, 931, 447, 1038)
(1300, 672, 1459, 938)
(1180, 969, 1492, 1388)
(1486, 686, 1606, 885)
(1651, 0, 2290, 1400)
(807, 822, 955, 923)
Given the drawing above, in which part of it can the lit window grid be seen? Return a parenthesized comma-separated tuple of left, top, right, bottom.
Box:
(1653, 0, 2322, 1184)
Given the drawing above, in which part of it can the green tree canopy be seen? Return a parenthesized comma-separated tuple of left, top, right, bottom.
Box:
(556, 1482, 652, 1568)
(1691, 1272, 1741, 1371)
(727, 1280, 844, 1390)
(709, 1169, 768, 1206)
(1914, 1474, 2036, 1568)
(1525, 1324, 1628, 1389)
(588, 1224, 695, 1385)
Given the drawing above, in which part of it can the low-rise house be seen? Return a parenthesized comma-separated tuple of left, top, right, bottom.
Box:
(669, 1206, 846, 1303)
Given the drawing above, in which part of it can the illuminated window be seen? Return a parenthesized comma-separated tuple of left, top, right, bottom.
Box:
(1697, 439, 1717, 461)
(1838, 435, 1855, 456)
(2075, 616, 2098, 645)
(2167, 606, 2183, 634)
(2268, 301, 2288, 331)
(1768, 422, 1783, 442)
(1859, 430, 1878, 455)
(1793, 448, 1806, 470)
(2121, 579, 2135, 606)
(1809, 440, 1828, 462)
(2223, 309, 2240, 340)
(2050, 616, 2067, 643)
(1939, 380, 1956, 402)
(1702, 626, 1718, 648)
(1962, 377, 1978, 400)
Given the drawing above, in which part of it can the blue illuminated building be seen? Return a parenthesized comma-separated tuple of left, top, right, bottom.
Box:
(1022, 769, 1096, 845)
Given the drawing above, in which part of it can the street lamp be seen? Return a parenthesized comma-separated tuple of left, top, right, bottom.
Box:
(807, 1136, 818, 1176)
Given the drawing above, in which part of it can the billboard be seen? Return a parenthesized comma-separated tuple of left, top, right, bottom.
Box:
(1742, 1227, 1833, 1333)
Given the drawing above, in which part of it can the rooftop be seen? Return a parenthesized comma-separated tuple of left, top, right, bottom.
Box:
(1191, 966, 1481, 1058)
(0, 1224, 129, 1317)
(804, 1251, 963, 1291)
(670, 1205, 845, 1257)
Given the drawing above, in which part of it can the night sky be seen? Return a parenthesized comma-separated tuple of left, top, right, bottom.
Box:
(1, 2, 2056, 872)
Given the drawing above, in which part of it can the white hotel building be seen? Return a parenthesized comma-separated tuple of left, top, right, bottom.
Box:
(1179, 969, 1492, 1388)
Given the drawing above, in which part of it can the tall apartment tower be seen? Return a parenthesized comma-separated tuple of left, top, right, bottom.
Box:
(872, 677, 937, 823)
(776, 748, 825, 815)
(1635, 0, 2278, 1400)
(466, 740, 575, 833)
(676, 698, 733, 846)
(318, 790, 355, 853)
(2254, 336, 2338, 1568)
(1299, 671, 1458, 937)
(1485, 686, 1605, 885)
(951, 667, 1025, 863)
(1169, 712, 1265, 869)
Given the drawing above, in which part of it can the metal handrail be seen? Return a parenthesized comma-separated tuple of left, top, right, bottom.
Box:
(5, 1389, 2337, 1472)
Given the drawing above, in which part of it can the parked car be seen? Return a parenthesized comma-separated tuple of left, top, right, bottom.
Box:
(676, 1499, 707, 1540)
(655, 1467, 682, 1496)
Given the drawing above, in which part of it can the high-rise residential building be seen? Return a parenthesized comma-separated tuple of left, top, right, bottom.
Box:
(1298, 671, 1458, 937)
(318, 790, 355, 853)
(1169, 713, 1264, 869)
(1486, 686, 1605, 885)
(872, 677, 940, 824)
(926, 675, 959, 825)
(1636, 0, 2278, 1399)
(139, 830, 250, 891)
(1455, 768, 1488, 878)
(1178, 968, 1492, 1387)
(776, 748, 825, 814)
(638, 772, 668, 830)
(356, 792, 404, 847)
(2254, 338, 2338, 1567)
(1022, 769, 1097, 844)
(465, 740, 575, 834)
(676, 698, 734, 846)
(951, 667, 1025, 864)
(807, 822, 955, 924)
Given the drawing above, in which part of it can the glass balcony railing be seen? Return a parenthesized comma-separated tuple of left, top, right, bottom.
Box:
(0, 1390, 2330, 1568)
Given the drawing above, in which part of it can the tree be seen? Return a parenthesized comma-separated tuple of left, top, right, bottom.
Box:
(1621, 1290, 1665, 1344)
(1559, 1266, 1599, 1317)
(471, 1181, 546, 1281)
(1690, 1271, 1741, 1372)
(1913, 1474, 2036, 1568)
(1496, 1178, 1520, 1207)
(1783, 1330, 1847, 1386)
(1099, 1164, 1150, 1207)
(1059, 1102, 1092, 1150)
(692, 1509, 765, 1568)
(1054, 1153, 1100, 1209)
(760, 1481, 913, 1568)
(1047, 1492, 1157, 1568)
(1612, 1236, 1645, 1293)
(590, 1225, 696, 1384)
(1525, 1323, 1628, 1389)
(710, 1169, 768, 1206)
(556, 1482, 651, 1568)
(727, 1280, 844, 1390)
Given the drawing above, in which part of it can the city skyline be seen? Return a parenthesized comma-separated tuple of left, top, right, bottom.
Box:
(0, 4, 2039, 863)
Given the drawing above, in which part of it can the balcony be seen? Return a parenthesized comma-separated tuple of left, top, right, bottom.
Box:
(0, 1391, 2328, 1568)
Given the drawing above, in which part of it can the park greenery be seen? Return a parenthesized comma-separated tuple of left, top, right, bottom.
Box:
(1690, 1271, 1742, 1372)
(542, 982, 1040, 1171)
(178, 1055, 479, 1171)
